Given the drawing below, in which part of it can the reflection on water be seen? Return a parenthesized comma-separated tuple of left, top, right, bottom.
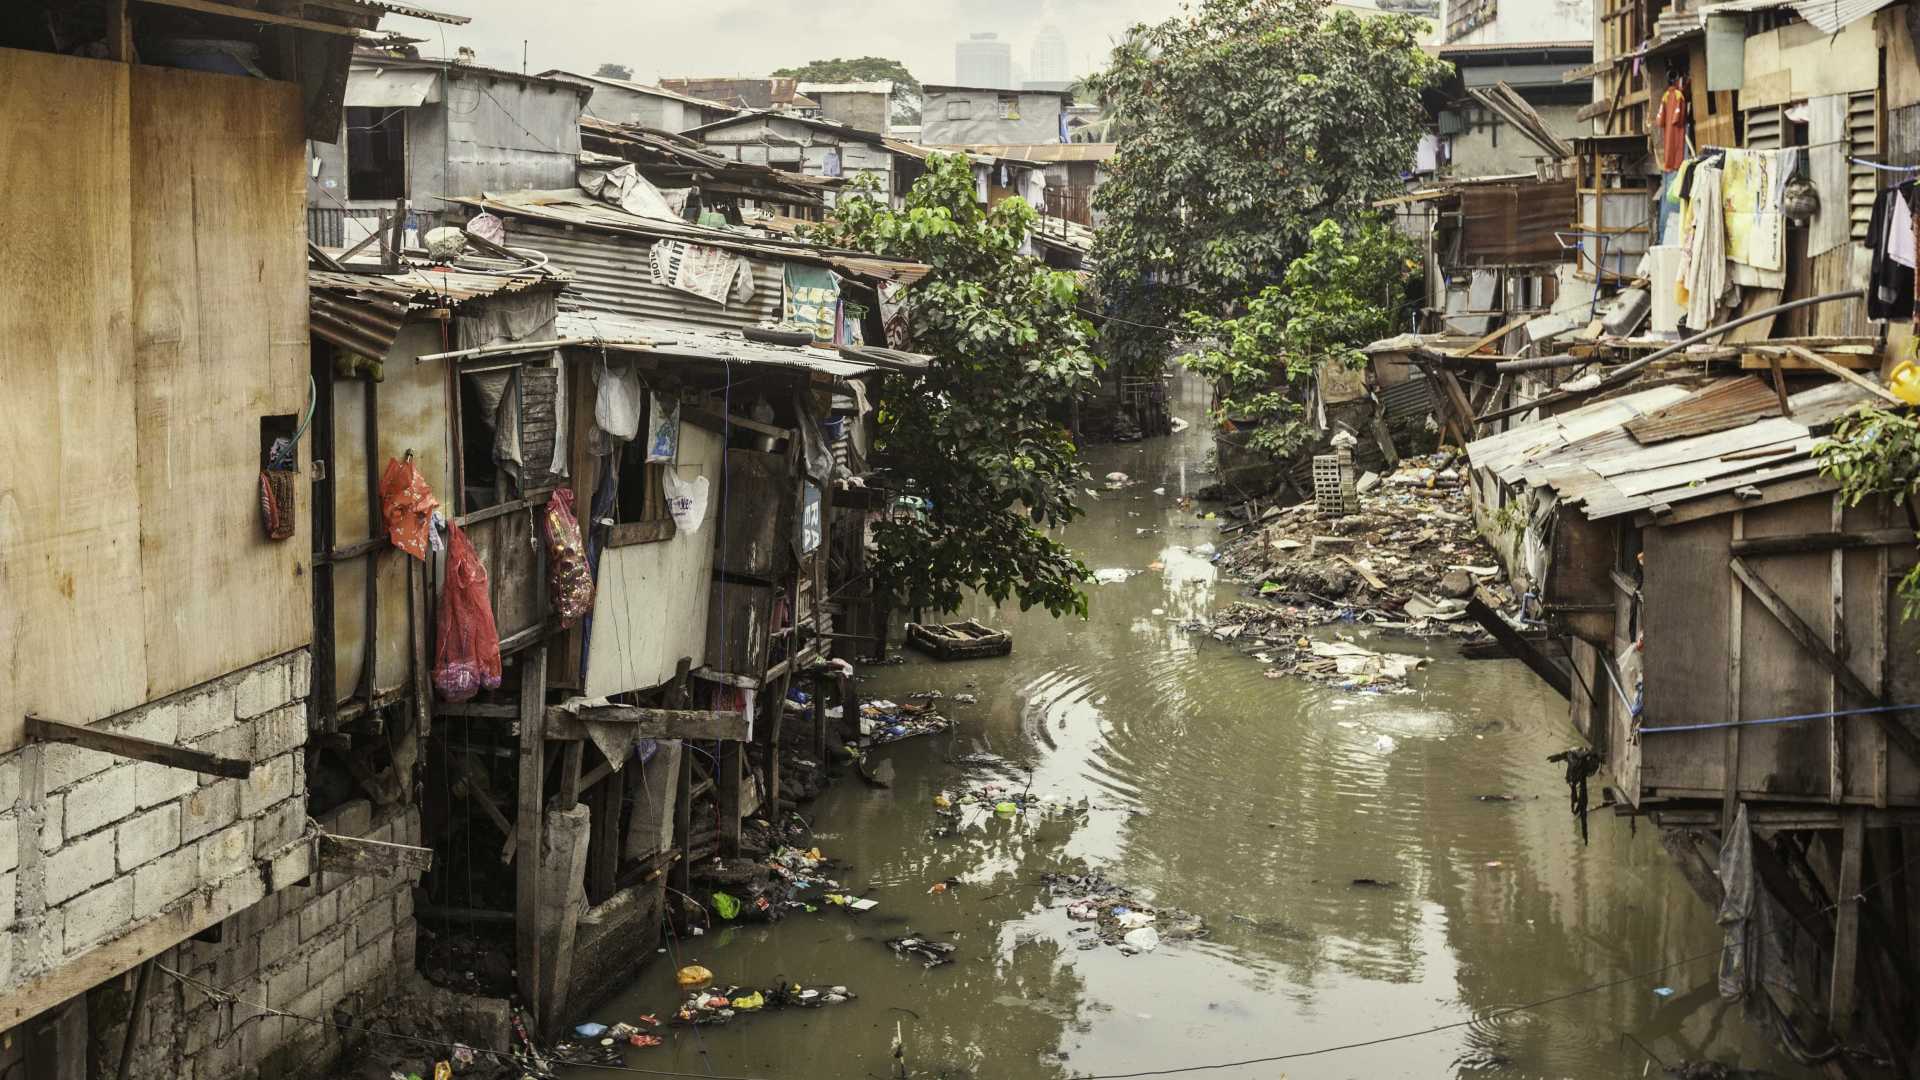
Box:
(567, 374, 1807, 1080)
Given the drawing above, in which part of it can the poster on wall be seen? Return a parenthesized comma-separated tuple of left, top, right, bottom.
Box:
(798, 483, 823, 554)
(783, 263, 841, 343)
(645, 392, 680, 463)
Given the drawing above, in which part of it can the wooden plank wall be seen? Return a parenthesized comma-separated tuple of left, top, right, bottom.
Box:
(0, 50, 143, 751)
(130, 65, 311, 701)
(1636, 492, 1919, 804)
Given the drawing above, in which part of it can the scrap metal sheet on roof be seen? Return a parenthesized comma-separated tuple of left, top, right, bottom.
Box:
(930, 143, 1117, 163)
(451, 189, 931, 285)
(1623, 375, 1784, 444)
(308, 261, 563, 353)
(1698, 0, 1895, 32)
(337, 0, 470, 24)
(1467, 379, 1876, 520)
(343, 65, 439, 107)
(554, 311, 924, 377)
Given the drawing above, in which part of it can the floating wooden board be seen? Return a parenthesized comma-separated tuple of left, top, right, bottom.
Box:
(906, 620, 1012, 661)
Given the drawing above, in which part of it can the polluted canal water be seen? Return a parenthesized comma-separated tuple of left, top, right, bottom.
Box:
(565, 376, 1809, 1080)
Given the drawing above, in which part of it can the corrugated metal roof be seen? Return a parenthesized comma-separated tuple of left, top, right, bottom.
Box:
(308, 261, 565, 353)
(929, 143, 1118, 163)
(1466, 379, 1876, 520)
(451, 189, 932, 286)
(538, 71, 733, 110)
(352, 0, 471, 24)
(797, 81, 896, 95)
(516, 221, 784, 334)
(1380, 376, 1435, 422)
(1697, 0, 1895, 33)
(1622, 375, 1784, 444)
(554, 311, 926, 377)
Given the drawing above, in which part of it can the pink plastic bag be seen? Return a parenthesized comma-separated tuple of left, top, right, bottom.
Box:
(542, 489, 594, 628)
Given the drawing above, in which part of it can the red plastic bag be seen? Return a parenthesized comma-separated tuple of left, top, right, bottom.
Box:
(380, 456, 439, 561)
(541, 489, 594, 628)
(434, 522, 502, 702)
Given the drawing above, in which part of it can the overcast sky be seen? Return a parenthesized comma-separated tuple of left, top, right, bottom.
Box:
(382, 0, 1192, 86)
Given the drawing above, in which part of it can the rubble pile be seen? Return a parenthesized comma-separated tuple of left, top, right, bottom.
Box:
(1189, 454, 1514, 683)
(1043, 869, 1207, 955)
(858, 697, 954, 746)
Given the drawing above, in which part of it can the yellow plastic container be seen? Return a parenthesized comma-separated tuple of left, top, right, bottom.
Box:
(1890, 358, 1920, 406)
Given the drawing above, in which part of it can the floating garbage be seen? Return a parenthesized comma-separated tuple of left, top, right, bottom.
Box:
(1093, 568, 1138, 584)
(887, 936, 958, 968)
(1042, 869, 1206, 952)
(858, 699, 954, 746)
(1122, 927, 1161, 953)
(574, 1022, 608, 1038)
(676, 965, 713, 989)
(953, 693, 978, 705)
(676, 980, 859, 1026)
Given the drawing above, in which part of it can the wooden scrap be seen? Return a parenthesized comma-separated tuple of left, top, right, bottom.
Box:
(1780, 345, 1901, 405)
(318, 833, 434, 877)
(24, 715, 250, 779)
(1336, 555, 1387, 591)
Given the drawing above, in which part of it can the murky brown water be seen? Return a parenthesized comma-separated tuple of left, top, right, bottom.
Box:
(566, 374, 1809, 1080)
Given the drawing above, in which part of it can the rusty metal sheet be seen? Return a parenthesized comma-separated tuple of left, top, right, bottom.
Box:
(1623, 375, 1784, 444)
(1457, 179, 1576, 264)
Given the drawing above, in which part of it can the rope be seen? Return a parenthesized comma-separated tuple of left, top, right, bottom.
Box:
(1641, 701, 1920, 735)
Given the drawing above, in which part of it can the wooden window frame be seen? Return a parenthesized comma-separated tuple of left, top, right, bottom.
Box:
(605, 394, 678, 548)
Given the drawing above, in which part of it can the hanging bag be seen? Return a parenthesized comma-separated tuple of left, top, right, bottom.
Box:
(433, 522, 503, 702)
(542, 489, 595, 627)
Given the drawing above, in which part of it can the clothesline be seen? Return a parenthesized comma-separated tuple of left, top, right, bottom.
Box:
(1851, 157, 1920, 174)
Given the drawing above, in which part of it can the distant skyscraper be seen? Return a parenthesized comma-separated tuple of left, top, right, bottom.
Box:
(1030, 24, 1069, 84)
(955, 32, 1012, 88)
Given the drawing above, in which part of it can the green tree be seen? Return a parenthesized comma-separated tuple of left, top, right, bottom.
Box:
(771, 56, 923, 124)
(1083, 0, 1447, 372)
(1816, 406, 1920, 627)
(803, 155, 1100, 616)
(1182, 218, 1419, 456)
(592, 62, 634, 81)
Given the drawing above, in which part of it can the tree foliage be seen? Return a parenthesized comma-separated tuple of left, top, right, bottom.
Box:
(801, 156, 1101, 617)
(1816, 407, 1920, 627)
(1181, 219, 1419, 456)
(1084, 0, 1447, 371)
(592, 62, 634, 81)
(771, 56, 923, 124)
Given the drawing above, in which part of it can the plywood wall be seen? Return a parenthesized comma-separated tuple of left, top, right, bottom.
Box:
(329, 324, 454, 704)
(130, 66, 312, 703)
(0, 50, 143, 750)
(585, 423, 721, 697)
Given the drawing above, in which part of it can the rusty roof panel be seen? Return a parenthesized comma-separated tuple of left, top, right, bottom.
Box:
(1457, 178, 1576, 264)
(1623, 375, 1785, 444)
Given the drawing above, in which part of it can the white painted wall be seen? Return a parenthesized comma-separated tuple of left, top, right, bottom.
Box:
(1450, 0, 1592, 45)
(584, 423, 722, 696)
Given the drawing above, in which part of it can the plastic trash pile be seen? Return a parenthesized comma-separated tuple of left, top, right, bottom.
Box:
(885, 936, 958, 968)
(858, 699, 953, 746)
(673, 976, 857, 1026)
(1043, 869, 1207, 954)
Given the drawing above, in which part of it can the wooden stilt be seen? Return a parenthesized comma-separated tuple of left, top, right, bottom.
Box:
(1831, 810, 1865, 1038)
(514, 646, 548, 1020)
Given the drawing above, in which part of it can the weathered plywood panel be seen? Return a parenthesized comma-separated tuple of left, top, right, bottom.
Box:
(1841, 499, 1903, 800)
(329, 324, 453, 703)
(1639, 516, 1730, 793)
(0, 50, 143, 749)
(1735, 498, 1839, 797)
(584, 423, 722, 696)
(131, 65, 310, 701)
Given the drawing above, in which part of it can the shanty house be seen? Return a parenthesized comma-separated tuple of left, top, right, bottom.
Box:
(307, 186, 930, 1032)
(656, 77, 815, 114)
(681, 110, 911, 201)
(0, 0, 467, 1076)
(919, 84, 1070, 145)
(797, 80, 895, 134)
(306, 53, 591, 247)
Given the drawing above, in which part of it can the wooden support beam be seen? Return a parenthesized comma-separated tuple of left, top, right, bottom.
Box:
(556, 741, 584, 809)
(1730, 556, 1920, 767)
(1725, 512, 1744, 830)
(436, 701, 520, 719)
(450, 753, 517, 862)
(515, 646, 548, 1022)
(1780, 345, 1902, 405)
(1765, 353, 1792, 417)
(673, 741, 693, 897)
(543, 704, 748, 742)
(1831, 809, 1865, 1037)
(132, 0, 361, 35)
(1452, 315, 1531, 358)
(588, 765, 624, 904)
(1464, 598, 1572, 699)
(24, 715, 251, 779)
(317, 833, 434, 877)
(716, 741, 743, 857)
(1730, 528, 1914, 558)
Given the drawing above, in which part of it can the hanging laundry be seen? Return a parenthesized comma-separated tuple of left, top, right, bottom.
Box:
(1680, 163, 1730, 332)
(1721, 148, 1787, 275)
(783, 263, 842, 343)
(1866, 185, 1916, 322)
(1655, 77, 1690, 172)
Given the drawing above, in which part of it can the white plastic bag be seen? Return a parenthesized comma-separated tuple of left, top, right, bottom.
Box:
(664, 470, 709, 534)
(595, 362, 644, 440)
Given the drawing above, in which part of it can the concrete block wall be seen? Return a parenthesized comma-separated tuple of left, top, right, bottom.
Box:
(0, 649, 312, 1010)
(81, 801, 422, 1080)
